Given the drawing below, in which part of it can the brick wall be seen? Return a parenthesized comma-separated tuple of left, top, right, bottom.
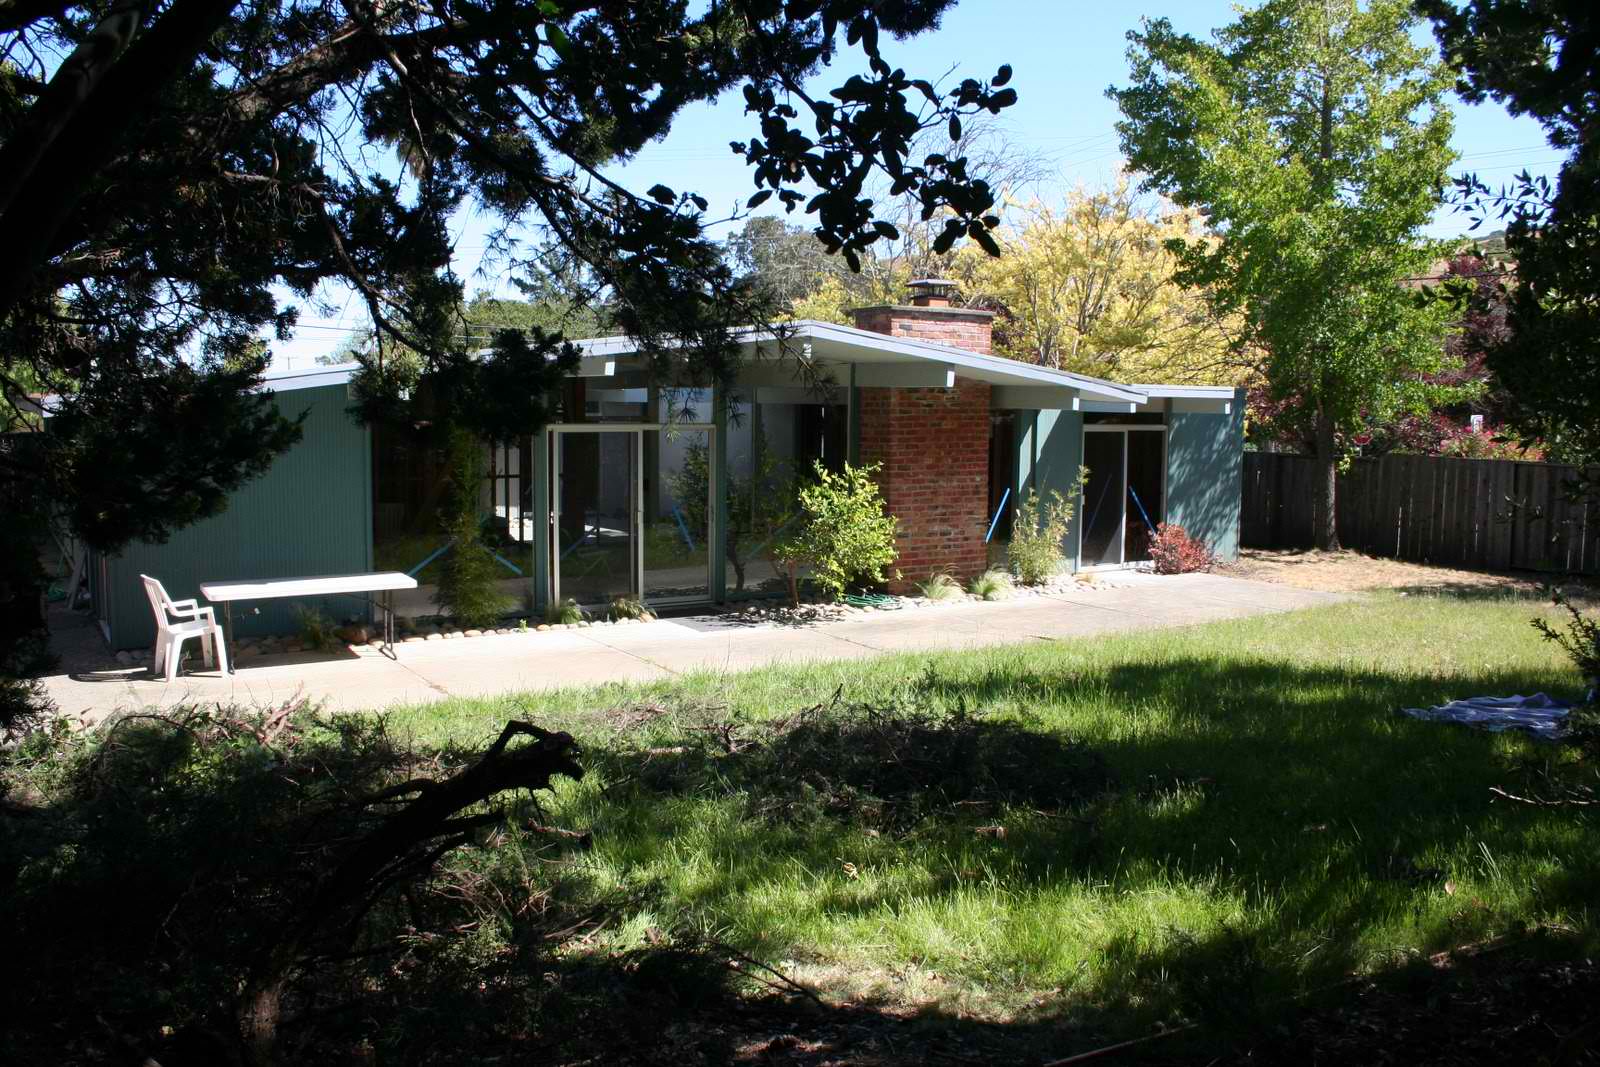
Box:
(850, 300, 995, 590)
(850, 306, 994, 355)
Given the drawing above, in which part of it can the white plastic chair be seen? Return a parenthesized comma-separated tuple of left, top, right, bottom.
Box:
(140, 574, 229, 681)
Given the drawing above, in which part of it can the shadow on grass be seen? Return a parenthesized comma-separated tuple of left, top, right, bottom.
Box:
(545, 652, 1600, 1053)
(9, 649, 1599, 1065)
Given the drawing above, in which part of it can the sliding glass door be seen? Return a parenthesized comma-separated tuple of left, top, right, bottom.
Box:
(1080, 432, 1127, 568)
(553, 429, 638, 606)
(1079, 426, 1166, 568)
(550, 424, 714, 609)
(644, 427, 712, 602)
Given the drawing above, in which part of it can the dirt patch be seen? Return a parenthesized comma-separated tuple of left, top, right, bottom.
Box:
(1218, 548, 1575, 597)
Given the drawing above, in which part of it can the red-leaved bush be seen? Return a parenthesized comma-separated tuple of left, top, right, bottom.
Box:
(1148, 523, 1215, 574)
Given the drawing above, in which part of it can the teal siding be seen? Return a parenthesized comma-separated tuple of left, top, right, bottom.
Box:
(1015, 408, 1085, 565)
(101, 383, 373, 649)
(1165, 390, 1245, 561)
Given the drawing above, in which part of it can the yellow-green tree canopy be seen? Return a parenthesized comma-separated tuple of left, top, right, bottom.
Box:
(956, 178, 1249, 385)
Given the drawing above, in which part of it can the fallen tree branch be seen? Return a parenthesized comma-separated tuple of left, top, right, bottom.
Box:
(237, 718, 583, 1067)
(1489, 785, 1600, 807)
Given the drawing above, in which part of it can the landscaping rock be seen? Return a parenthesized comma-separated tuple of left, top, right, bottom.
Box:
(424, 632, 444, 642)
(464, 629, 483, 638)
(536, 624, 550, 631)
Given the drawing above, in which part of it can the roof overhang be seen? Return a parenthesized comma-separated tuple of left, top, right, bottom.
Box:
(280, 325, 1237, 411)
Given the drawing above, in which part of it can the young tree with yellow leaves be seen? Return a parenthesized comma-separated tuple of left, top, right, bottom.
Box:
(955, 178, 1249, 384)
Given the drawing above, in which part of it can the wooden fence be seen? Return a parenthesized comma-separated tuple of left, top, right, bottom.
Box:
(1241, 451, 1600, 575)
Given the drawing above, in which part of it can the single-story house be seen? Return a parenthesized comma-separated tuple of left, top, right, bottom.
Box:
(89, 281, 1243, 649)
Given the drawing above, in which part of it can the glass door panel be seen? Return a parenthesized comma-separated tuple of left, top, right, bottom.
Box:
(644, 428, 711, 602)
(1080, 432, 1126, 567)
(1125, 431, 1165, 563)
(554, 430, 637, 607)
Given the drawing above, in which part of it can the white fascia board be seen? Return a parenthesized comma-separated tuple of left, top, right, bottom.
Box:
(1168, 397, 1234, 415)
(1133, 384, 1237, 399)
(1077, 400, 1140, 414)
(575, 355, 617, 377)
(853, 364, 955, 388)
(259, 363, 358, 392)
(991, 385, 1077, 410)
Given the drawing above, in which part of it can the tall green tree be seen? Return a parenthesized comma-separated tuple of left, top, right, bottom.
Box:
(1420, 2, 1600, 468)
(1111, 0, 1457, 549)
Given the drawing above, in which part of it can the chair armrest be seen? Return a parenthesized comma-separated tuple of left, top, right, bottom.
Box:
(168, 600, 218, 627)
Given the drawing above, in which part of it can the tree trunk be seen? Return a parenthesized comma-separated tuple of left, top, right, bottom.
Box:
(238, 977, 286, 1067)
(1313, 404, 1341, 551)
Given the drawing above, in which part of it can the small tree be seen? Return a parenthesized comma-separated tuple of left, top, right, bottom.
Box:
(771, 462, 898, 606)
(433, 430, 512, 629)
(1008, 469, 1089, 585)
(1111, 0, 1459, 550)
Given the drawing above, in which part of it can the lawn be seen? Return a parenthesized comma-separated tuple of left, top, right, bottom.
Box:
(391, 590, 1600, 1036)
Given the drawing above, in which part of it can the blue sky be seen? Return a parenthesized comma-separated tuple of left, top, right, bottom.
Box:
(273, 0, 1564, 368)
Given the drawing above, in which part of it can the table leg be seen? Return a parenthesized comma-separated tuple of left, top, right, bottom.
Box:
(223, 602, 235, 674)
(382, 590, 398, 660)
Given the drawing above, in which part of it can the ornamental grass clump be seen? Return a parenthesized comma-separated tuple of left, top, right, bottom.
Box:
(967, 568, 1013, 601)
(914, 572, 961, 601)
(545, 598, 585, 625)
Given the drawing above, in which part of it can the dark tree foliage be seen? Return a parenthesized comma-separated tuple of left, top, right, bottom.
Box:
(1421, 1, 1600, 464)
(0, 0, 1014, 670)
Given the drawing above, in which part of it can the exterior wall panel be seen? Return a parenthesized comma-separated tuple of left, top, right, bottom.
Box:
(1016, 408, 1085, 567)
(1164, 388, 1245, 561)
(102, 383, 373, 650)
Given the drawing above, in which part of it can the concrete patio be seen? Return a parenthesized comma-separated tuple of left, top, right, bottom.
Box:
(42, 572, 1344, 721)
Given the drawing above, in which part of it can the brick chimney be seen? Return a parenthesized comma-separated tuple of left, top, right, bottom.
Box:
(848, 281, 993, 588)
(848, 280, 994, 354)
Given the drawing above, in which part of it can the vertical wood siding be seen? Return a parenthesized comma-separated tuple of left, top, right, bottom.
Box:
(1165, 393, 1246, 561)
(102, 384, 373, 649)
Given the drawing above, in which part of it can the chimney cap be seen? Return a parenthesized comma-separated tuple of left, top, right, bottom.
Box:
(906, 278, 959, 306)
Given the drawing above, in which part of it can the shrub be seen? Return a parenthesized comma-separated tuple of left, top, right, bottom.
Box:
(434, 429, 514, 628)
(967, 568, 1013, 601)
(0, 703, 585, 1064)
(1533, 587, 1600, 689)
(770, 461, 899, 606)
(915, 572, 961, 601)
(1148, 523, 1216, 574)
(545, 597, 586, 625)
(607, 596, 653, 622)
(1009, 471, 1087, 585)
(294, 606, 337, 650)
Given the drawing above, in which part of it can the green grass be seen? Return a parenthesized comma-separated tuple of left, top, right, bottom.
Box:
(388, 591, 1600, 1030)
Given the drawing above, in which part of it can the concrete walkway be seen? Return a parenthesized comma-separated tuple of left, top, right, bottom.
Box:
(42, 573, 1344, 720)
